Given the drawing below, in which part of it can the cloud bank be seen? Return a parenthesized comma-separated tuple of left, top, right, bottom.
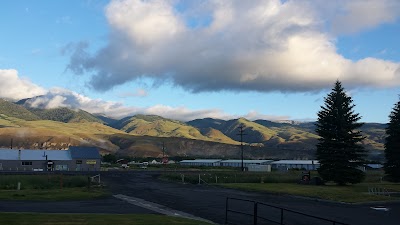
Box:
(66, 0, 400, 93)
(22, 88, 286, 121)
(0, 68, 284, 121)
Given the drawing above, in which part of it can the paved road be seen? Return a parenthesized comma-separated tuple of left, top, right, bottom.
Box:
(102, 172, 400, 225)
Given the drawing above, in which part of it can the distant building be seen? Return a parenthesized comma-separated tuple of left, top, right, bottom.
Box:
(219, 160, 273, 168)
(271, 160, 320, 171)
(180, 159, 274, 169)
(0, 146, 101, 171)
(180, 159, 222, 167)
(247, 164, 271, 172)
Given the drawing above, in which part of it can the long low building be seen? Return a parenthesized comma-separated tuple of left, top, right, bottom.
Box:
(0, 146, 101, 171)
(220, 160, 273, 167)
(271, 160, 320, 171)
(180, 159, 320, 171)
(180, 159, 222, 167)
(180, 159, 273, 168)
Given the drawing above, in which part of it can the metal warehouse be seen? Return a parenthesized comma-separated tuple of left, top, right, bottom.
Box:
(271, 160, 320, 171)
(0, 146, 101, 171)
(180, 159, 222, 167)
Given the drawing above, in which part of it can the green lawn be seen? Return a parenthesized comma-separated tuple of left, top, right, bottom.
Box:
(0, 213, 213, 225)
(162, 170, 400, 203)
(221, 182, 400, 203)
(0, 187, 108, 201)
(0, 175, 109, 201)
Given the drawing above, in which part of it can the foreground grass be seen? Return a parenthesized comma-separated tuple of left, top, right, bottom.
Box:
(0, 213, 213, 225)
(221, 182, 400, 203)
(163, 170, 400, 203)
(0, 187, 109, 201)
(0, 175, 108, 201)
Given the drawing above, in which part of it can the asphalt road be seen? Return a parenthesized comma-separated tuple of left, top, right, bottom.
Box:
(102, 172, 400, 225)
(0, 171, 399, 225)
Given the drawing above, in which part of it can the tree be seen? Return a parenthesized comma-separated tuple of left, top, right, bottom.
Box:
(102, 153, 117, 163)
(384, 98, 400, 182)
(316, 81, 366, 185)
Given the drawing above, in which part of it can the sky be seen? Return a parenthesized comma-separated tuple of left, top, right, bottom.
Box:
(0, 0, 399, 123)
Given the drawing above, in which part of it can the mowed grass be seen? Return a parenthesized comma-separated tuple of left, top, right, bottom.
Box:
(221, 182, 400, 203)
(163, 170, 400, 203)
(162, 170, 304, 184)
(0, 187, 108, 201)
(0, 213, 213, 225)
(0, 175, 109, 201)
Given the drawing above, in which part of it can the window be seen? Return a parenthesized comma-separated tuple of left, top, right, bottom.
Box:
(55, 165, 68, 171)
(76, 160, 82, 164)
(21, 161, 32, 166)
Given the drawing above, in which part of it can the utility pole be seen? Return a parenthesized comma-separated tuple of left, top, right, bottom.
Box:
(161, 141, 168, 171)
(162, 142, 165, 158)
(237, 125, 247, 172)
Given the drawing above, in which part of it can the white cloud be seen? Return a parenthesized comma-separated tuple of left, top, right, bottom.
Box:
(65, 0, 400, 93)
(243, 110, 290, 121)
(0, 69, 46, 100)
(326, 0, 400, 35)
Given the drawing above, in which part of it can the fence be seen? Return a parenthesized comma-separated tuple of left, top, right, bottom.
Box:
(225, 197, 350, 225)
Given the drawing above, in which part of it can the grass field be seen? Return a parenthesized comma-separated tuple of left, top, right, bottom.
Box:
(0, 175, 108, 200)
(161, 170, 400, 203)
(221, 182, 400, 203)
(0, 213, 213, 225)
(161, 170, 305, 184)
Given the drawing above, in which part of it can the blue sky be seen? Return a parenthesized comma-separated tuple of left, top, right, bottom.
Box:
(0, 0, 399, 123)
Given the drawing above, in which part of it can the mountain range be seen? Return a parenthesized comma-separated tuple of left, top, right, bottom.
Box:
(0, 98, 387, 161)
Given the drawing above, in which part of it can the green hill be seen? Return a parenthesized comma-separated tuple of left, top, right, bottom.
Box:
(94, 114, 119, 125)
(221, 118, 277, 143)
(0, 99, 40, 121)
(28, 107, 103, 123)
(189, 118, 277, 143)
(113, 114, 210, 139)
(112, 115, 239, 144)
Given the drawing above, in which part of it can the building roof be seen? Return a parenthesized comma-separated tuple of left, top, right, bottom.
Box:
(271, 160, 319, 165)
(0, 149, 72, 160)
(221, 160, 273, 164)
(69, 146, 101, 159)
(180, 159, 222, 163)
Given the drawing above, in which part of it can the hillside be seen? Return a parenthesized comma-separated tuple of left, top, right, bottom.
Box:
(0, 114, 123, 151)
(28, 107, 103, 123)
(111, 114, 239, 145)
(0, 98, 388, 160)
(0, 99, 40, 121)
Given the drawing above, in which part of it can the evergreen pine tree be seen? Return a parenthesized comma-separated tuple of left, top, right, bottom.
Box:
(384, 98, 400, 182)
(316, 81, 366, 185)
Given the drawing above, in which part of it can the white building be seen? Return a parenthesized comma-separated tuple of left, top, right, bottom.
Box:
(220, 160, 273, 168)
(180, 159, 222, 167)
(271, 160, 320, 171)
(248, 164, 271, 172)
